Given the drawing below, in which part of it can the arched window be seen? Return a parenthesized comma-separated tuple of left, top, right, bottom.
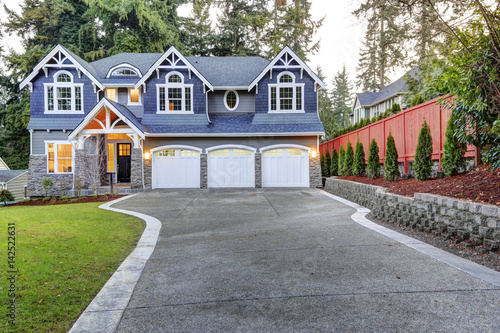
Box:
(112, 68, 138, 76)
(269, 72, 304, 113)
(157, 72, 193, 113)
(44, 70, 83, 113)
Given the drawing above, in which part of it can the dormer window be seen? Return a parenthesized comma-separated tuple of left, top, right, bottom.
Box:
(157, 72, 193, 114)
(112, 68, 138, 76)
(44, 70, 83, 114)
(268, 72, 304, 113)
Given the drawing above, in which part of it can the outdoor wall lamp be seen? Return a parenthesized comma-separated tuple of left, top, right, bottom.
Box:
(144, 152, 151, 160)
(311, 150, 318, 158)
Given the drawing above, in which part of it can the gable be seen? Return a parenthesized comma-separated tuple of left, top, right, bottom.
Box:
(20, 45, 103, 91)
(0, 158, 9, 170)
(248, 46, 325, 91)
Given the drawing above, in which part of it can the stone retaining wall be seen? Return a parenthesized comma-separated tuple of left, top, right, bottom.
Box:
(324, 178, 500, 253)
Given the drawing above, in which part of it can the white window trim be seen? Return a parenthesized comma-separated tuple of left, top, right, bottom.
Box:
(128, 87, 142, 106)
(107, 64, 142, 78)
(44, 140, 74, 174)
(268, 71, 305, 113)
(156, 72, 194, 114)
(223, 90, 239, 111)
(44, 70, 84, 114)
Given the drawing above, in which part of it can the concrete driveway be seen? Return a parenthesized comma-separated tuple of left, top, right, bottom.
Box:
(112, 189, 500, 332)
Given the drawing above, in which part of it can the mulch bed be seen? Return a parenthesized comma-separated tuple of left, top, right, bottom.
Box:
(336, 166, 500, 206)
(9, 195, 126, 206)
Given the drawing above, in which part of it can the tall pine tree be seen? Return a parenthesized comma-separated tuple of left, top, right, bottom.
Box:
(317, 66, 337, 140)
(331, 65, 353, 128)
(181, 0, 215, 56)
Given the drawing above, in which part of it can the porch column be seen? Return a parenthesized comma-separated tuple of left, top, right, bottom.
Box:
(200, 153, 207, 189)
(255, 152, 262, 188)
(130, 148, 143, 189)
(309, 154, 322, 188)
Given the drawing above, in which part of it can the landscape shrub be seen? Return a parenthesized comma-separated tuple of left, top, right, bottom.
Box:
(367, 139, 380, 179)
(413, 120, 433, 180)
(325, 149, 331, 176)
(0, 189, 15, 205)
(43, 196, 51, 201)
(384, 132, 400, 181)
(441, 113, 466, 176)
(41, 178, 54, 197)
(320, 153, 326, 176)
(353, 141, 366, 176)
(339, 146, 346, 176)
(345, 141, 354, 175)
(330, 148, 339, 176)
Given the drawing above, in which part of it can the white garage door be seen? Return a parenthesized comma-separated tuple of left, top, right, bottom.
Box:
(208, 148, 255, 188)
(152, 149, 200, 188)
(262, 148, 309, 187)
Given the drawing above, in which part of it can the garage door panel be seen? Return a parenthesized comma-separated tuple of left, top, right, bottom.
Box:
(153, 149, 200, 188)
(262, 148, 309, 187)
(208, 148, 255, 188)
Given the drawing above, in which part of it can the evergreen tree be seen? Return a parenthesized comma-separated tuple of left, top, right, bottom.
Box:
(0, 189, 15, 205)
(345, 141, 354, 176)
(320, 153, 326, 176)
(339, 146, 346, 176)
(325, 149, 331, 176)
(331, 148, 339, 176)
(317, 66, 338, 140)
(331, 65, 353, 128)
(213, 0, 269, 56)
(441, 112, 466, 176)
(367, 138, 380, 178)
(181, 0, 215, 56)
(266, 0, 324, 61)
(384, 132, 399, 181)
(413, 120, 433, 180)
(353, 140, 366, 176)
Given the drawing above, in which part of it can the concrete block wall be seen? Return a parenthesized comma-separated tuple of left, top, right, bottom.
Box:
(324, 178, 500, 253)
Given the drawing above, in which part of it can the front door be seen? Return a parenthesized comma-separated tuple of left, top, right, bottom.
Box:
(117, 143, 131, 183)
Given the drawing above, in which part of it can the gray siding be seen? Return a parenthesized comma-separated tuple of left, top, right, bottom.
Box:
(208, 91, 255, 114)
(6, 172, 28, 202)
(143, 136, 317, 152)
(117, 88, 144, 118)
(32, 131, 71, 154)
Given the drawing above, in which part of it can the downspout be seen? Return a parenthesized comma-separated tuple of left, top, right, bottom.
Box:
(205, 86, 212, 124)
(141, 138, 145, 189)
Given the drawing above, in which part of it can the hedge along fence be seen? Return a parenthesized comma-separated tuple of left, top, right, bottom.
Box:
(320, 96, 478, 174)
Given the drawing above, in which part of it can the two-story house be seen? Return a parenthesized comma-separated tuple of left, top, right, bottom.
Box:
(350, 68, 418, 124)
(20, 45, 325, 195)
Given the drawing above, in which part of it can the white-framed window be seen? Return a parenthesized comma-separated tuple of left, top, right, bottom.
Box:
(268, 72, 304, 113)
(44, 70, 84, 114)
(128, 88, 141, 105)
(224, 90, 239, 111)
(157, 72, 193, 114)
(112, 68, 138, 76)
(105, 88, 118, 102)
(46, 141, 73, 174)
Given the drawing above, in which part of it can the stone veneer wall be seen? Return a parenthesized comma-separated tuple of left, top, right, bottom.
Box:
(200, 153, 207, 189)
(255, 152, 262, 188)
(144, 158, 152, 189)
(130, 148, 143, 189)
(309, 155, 322, 188)
(27, 155, 73, 197)
(324, 178, 500, 253)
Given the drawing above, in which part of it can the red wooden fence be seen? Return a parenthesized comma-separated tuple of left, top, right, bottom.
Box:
(319, 96, 477, 174)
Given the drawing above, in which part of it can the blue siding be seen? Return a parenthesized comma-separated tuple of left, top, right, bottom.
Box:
(30, 67, 97, 120)
(143, 68, 206, 115)
(254, 68, 317, 114)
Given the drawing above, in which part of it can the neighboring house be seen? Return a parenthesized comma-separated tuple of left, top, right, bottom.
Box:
(0, 170, 28, 202)
(351, 68, 418, 124)
(20, 45, 325, 195)
(0, 157, 9, 170)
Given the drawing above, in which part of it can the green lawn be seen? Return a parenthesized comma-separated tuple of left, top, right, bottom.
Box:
(0, 202, 145, 332)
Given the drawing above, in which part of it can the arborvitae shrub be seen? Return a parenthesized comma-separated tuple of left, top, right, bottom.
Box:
(384, 132, 400, 181)
(339, 146, 346, 176)
(325, 149, 331, 176)
(345, 141, 354, 175)
(367, 138, 380, 179)
(0, 189, 15, 205)
(353, 141, 366, 176)
(320, 153, 326, 176)
(441, 113, 466, 176)
(331, 148, 339, 176)
(413, 120, 433, 180)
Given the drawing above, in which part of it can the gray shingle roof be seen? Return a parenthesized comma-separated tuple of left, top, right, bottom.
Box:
(106, 99, 147, 133)
(27, 118, 83, 130)
(90, 53, 162, 80)
(186, 56, 269, 87)
(141, 114, 209, 126)
(0, 170, 27, 182)
(252, 113, 321, 125)
(146, 114, 324, 134)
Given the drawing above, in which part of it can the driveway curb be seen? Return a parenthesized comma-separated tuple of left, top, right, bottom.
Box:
(320, 189, 500, 287)
(69, 194, 161, 333)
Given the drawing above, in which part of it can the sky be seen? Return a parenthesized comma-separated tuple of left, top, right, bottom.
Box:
(0, 0, 406, 92)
